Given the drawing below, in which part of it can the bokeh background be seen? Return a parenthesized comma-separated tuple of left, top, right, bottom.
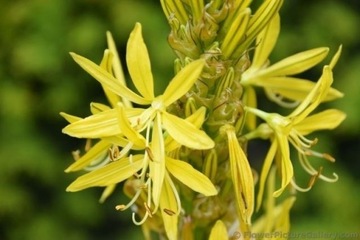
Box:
(0, 0, 359, 239)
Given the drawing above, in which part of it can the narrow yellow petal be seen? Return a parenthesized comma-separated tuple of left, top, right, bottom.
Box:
(60, 112, 82, 123)
(256, 77, 343, 102)
(127, 23, 154, 100)
(166, 157, 217, 196)
(162, 111, 214, 150)
(256, 140, 277, 211)
(149, 113, 166, 211)
(209, 220, 228, 240)
(66, 155, 143, 192)
(273, 197, 296, 235)
(65, 140, 111, 172)
(252, 14, 280, 69)
(117, 105, 147, 149)
(295, 109, 346, 135)
(329, 45, 342, 70)
(70, 52, 150, 105)
(106, 31, 132, 108)
(289, 66, 333, 122)
(160, 174, 179, 240)
(99, 184, 116, 203)
(62, 109, 121, 138)
(106, 31, 126, 85)
(99, 49, 121, 108)
(90, 102, 111, 114)
(226, 126, 254, 224)
(165, 107, 207, 152)
(273, 134, 293, 197)
(257, 47, 329, 78)
(162, 59, 205, 106)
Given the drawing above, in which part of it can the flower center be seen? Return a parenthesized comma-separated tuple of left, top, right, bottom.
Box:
(151, 96, 165, 111)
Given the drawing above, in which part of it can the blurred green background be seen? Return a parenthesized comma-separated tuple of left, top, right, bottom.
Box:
(0, 0, 359, 239)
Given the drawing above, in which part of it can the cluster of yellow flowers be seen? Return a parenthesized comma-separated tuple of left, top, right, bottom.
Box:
(61, 0, 345, 239)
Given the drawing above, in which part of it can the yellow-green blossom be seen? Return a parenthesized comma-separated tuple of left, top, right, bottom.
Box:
(245, 65, 346, 207)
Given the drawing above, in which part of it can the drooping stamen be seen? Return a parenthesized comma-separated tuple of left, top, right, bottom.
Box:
(290, 178, 312, 192)
(132, 211, 149, 225)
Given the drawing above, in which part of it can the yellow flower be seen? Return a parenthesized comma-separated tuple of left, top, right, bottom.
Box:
(241, 14, 343, 129)
(245, 65, 346, 207)
(62, 23, 217, 237)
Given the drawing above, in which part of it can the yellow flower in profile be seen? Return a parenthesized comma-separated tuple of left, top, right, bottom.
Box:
(242, 14, 343, 104)
(245, 65, 346, 207)
(241, 14, 343, 130)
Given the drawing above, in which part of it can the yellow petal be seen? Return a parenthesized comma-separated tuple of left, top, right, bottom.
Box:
(165, 107, 207, 152)
(166, 157, 217, 196)
(70, 52, 150, 105)
(162, 111, 214, 150)
(62, 108, 121, 138)
(273, 197, 296, 235)
(252, 14, 280, 69)
(127, 23, 154, 100)
(257, 77, 343, 102)
(99, 184, 116, 203)
(209, 220, 228, 240)
(256, 140, 277, 211)
(226, 126, 254, 224)
(99, 50, 122, 107)
(162, 59, 205, 106)
(290, 66, 333, 122)
(295, 109, 346, 135)
(273, 134, 293, 197)
(106, 32, 126, 85)
(90, 102, 111, 114)
(117, 105, 146, 149)
(329, 45, 342, 70)
(66, 154, 143, 192)
(106, 31, 132, 108)
(65, 140, 111, 172)
(257, 47, 329, 78)
(160, 174, 179, 240)
(60, 112, 82, 123)
(149, 113, 166, 211)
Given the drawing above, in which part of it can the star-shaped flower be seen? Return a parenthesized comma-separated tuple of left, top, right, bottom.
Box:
(62, 23, 217, 235)
(245, 65, 346, 208)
